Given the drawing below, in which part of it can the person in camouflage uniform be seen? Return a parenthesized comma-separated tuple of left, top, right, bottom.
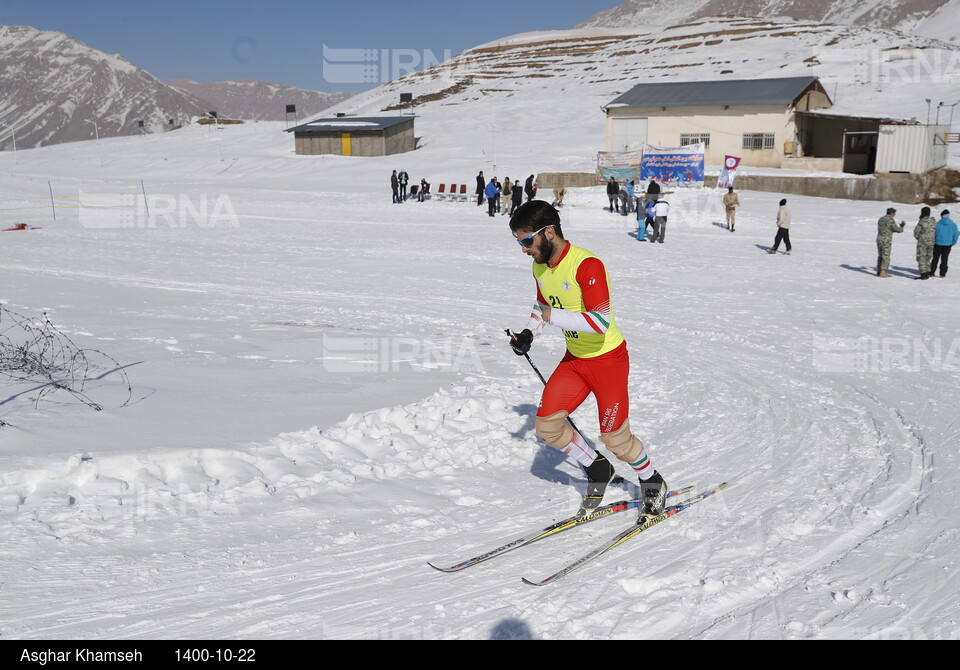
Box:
(876, 206, 905, 278)
(914, 206, 938, 280)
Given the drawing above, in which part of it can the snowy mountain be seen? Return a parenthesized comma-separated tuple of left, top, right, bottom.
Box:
(913, 0, 960, 44)
(168, 79, 352, 123)
(319, 16, 960, 173)
(576, 0, 955, 38)
(0, 25, 210, 150)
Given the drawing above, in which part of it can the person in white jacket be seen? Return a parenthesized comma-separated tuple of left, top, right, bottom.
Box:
(653, 199, 670, 243)
(768, 199, 792, 254)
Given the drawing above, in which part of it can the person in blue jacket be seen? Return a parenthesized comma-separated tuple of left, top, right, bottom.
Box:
(484, 178, 500, 217)
(931, 209, 959, 278)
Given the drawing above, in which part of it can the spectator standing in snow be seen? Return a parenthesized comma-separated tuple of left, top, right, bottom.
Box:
(645, 178, 661, 208)
(398, 170, 409, 202)
(767, 199, 792, 254)
(525, 175, 536, 203)
(485, 178, 500, 217)
(722, 187, 740, 232)
(653, 199, 670, 243)
(476, 171, 486, 206)
(876, 207, 906, 277)
(501, 178, 514, 216)
(914, 206, 938, 280)
(511, 177, 524, 214)
(391, 170, 400, 204)
(619, 181, 635, 216)
(931, 209, 959, 278)
(638, 198, 656, 242)
(606, 177, 620, 213)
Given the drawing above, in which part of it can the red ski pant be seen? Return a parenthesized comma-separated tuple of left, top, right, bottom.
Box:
(537, 343, 630, 434)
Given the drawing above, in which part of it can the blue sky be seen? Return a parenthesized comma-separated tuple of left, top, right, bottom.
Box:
(0, 0, 623, 93)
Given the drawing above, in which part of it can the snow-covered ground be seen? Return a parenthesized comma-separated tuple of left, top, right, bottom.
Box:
(2, 98, 960, 640)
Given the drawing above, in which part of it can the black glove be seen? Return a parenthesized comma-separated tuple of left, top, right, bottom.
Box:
(510, 329, 533, 356)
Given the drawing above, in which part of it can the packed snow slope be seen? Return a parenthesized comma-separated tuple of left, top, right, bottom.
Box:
(1, 17, 959, 639)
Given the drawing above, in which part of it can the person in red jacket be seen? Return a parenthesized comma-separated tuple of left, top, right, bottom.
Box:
(507, 201, 667, 517)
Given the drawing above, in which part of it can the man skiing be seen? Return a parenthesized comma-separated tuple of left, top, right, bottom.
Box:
(507, 201, 667, 518)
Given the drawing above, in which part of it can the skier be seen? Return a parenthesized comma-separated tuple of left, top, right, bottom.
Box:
(507, 201, 668, 517)
(876, 207, 905, 277)
(914, 206, 937, 280)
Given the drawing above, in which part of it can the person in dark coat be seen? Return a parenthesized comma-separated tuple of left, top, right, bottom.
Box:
(476, 171, 486, 206)
(525, 175, 536, 203)
(606, 177, 620, 213)
(511, 178, 523, 213)
(645, 179, 661, 210)
(391, 170, 400, 204)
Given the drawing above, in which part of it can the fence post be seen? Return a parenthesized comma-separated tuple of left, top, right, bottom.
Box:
(48, 181, 56, 221)
(141, 180, 150, 218)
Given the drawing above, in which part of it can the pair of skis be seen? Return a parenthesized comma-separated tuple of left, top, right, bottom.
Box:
(429, 482, 728, 586)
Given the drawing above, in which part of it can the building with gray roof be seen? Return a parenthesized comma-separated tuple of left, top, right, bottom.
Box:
(604, 76, 833, 169)
(286, 116, 415, 156)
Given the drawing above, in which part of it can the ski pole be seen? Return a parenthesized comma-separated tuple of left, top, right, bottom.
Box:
(505, 329, 586, 440)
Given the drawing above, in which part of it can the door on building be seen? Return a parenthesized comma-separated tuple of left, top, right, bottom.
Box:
(341, 132, 352, 156)
(842, 131, 878, 174)
(610, 118, 648, 151)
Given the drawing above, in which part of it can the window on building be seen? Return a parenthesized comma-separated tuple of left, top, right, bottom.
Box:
(680, 133, 710, 148)
(742, 133, 775, 150)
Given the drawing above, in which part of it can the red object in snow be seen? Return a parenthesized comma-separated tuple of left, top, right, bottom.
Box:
(3, 223, 41, 231)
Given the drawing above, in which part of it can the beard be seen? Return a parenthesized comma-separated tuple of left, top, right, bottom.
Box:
(532, 235, 557, 265)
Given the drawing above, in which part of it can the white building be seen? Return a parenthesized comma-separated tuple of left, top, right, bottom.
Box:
(604, 77, 950, 175)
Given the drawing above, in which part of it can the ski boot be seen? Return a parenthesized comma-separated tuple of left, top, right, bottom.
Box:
(578, 454, 615, 516)
(639, 470, 667, 519)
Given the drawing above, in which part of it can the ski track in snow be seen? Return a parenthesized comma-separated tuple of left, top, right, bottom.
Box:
(2, 118, 959, 638)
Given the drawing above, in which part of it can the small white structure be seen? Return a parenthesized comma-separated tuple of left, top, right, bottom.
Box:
(876, 123, 950, 174)
(604, 77, 832, 169)
(605, 77, 951, 175)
